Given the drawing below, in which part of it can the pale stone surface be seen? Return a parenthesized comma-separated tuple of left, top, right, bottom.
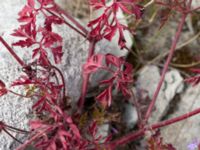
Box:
(136, 65, 184, 123)
(162, 84, 200, 150)
(191, 0, 200, 9)
(123, 103, 138, 129)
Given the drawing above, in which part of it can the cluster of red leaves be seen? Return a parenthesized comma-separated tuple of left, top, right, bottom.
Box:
(0, 0, 114, 149)
(147, 130, 176, 150)
(88, 0, 143, 48)
(0, 0, 138, 149)
(12, 0, 63, 66)
(12, 66, 63, 113)
(17, 109, 87, 150)
(83, 53, 133, 107)
(9, 63, 109, 150)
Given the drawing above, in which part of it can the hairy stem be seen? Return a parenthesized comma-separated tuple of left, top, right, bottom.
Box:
(8, 90, 30, 98)
(46, 9, 87, 38)
(78, 39, 96, 110)
(16, 127, 53, 150)
(54, 3, 88, 35)
(0, 36, 25, 67)
(144, 14, 187, 122)
(51, 65, 67, 97)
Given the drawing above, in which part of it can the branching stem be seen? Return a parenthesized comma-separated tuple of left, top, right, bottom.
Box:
(78, 39, 96, 110)
(109, 106, 200, 148)
(0, 36, 25, 67)
(144, 13, 187, 123)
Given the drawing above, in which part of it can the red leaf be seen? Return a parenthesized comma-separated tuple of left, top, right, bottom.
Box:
(12, 39, 34, 47)
(57, 135, 68, 149)
(32, 48, 40, 58)
(104, 25, 117, 41)
(100, 77, 115, 85)
(118, 24, 126, 49)
(83, 54, 104, 74)
(32, 96, 46, 110)
(185, 75, 200, 86)
(88, 16, 103, 27)
(70, 124, 81, 138)
(28, 0, 35, 8)
(96, 86, 112, 107)
(38, 49, 50, 66)
(45, 16, 63, 31)
(18, 5, 33, 17)
(147, 130, 176, 150)
(118, 83, 131, 97)
(89, 0, 106, 9)
(43, 31, 62, 48)
(58, 130, 71, 138)
(105, 53, 121, 67)
(48, 141, 56, 150)
(118, 3, 143, 19)
(12, 29, 26, 37)
(0, 80, 7, 96)
(38, 0, 54, 6)
(51, 46, 63, 64)
(29, 120, 47, 130)
(89, 121, 97, 137)
(12, 75, 32, 86)
(185, 68, 200, 86)
(124, 62, 133, 75)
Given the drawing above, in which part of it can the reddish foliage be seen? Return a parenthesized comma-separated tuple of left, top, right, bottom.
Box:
(185, 69, 200, 86)
(147, 130, 176, 150)
(88, 0, 143, 48)
(12, 0, 63, 66)
(24, 113, 85, 150)
(2, 0, 199, 149)
(83, 53, 133, 107)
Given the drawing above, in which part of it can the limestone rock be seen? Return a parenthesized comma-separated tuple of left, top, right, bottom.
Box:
(162, 84, 200, 150)
(136, 65, 184, 123)
(191, 0, 200, 9)
(123, 103, 138, 129)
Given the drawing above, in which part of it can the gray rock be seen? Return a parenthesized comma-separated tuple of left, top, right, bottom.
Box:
(162, 84, 200, 150)
(123, 103, 138, 129)
(191, 0, 200, 9)
(136, 65, 184, 123)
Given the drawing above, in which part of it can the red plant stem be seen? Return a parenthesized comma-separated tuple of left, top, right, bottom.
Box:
(51, 65, 67, 97)
(109, 106, 200, 149)
(45, 9, 87, 38)
(130, 90, 143, 127)
(188, 6, 200, 13)
(16, 127, 54, 150)
(8, 90, 30, 98)
(78, 39, 96, 109)
(144, 14, 187, 122)
(0, 36, 25, 67)
(54, 3, 88, 35)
